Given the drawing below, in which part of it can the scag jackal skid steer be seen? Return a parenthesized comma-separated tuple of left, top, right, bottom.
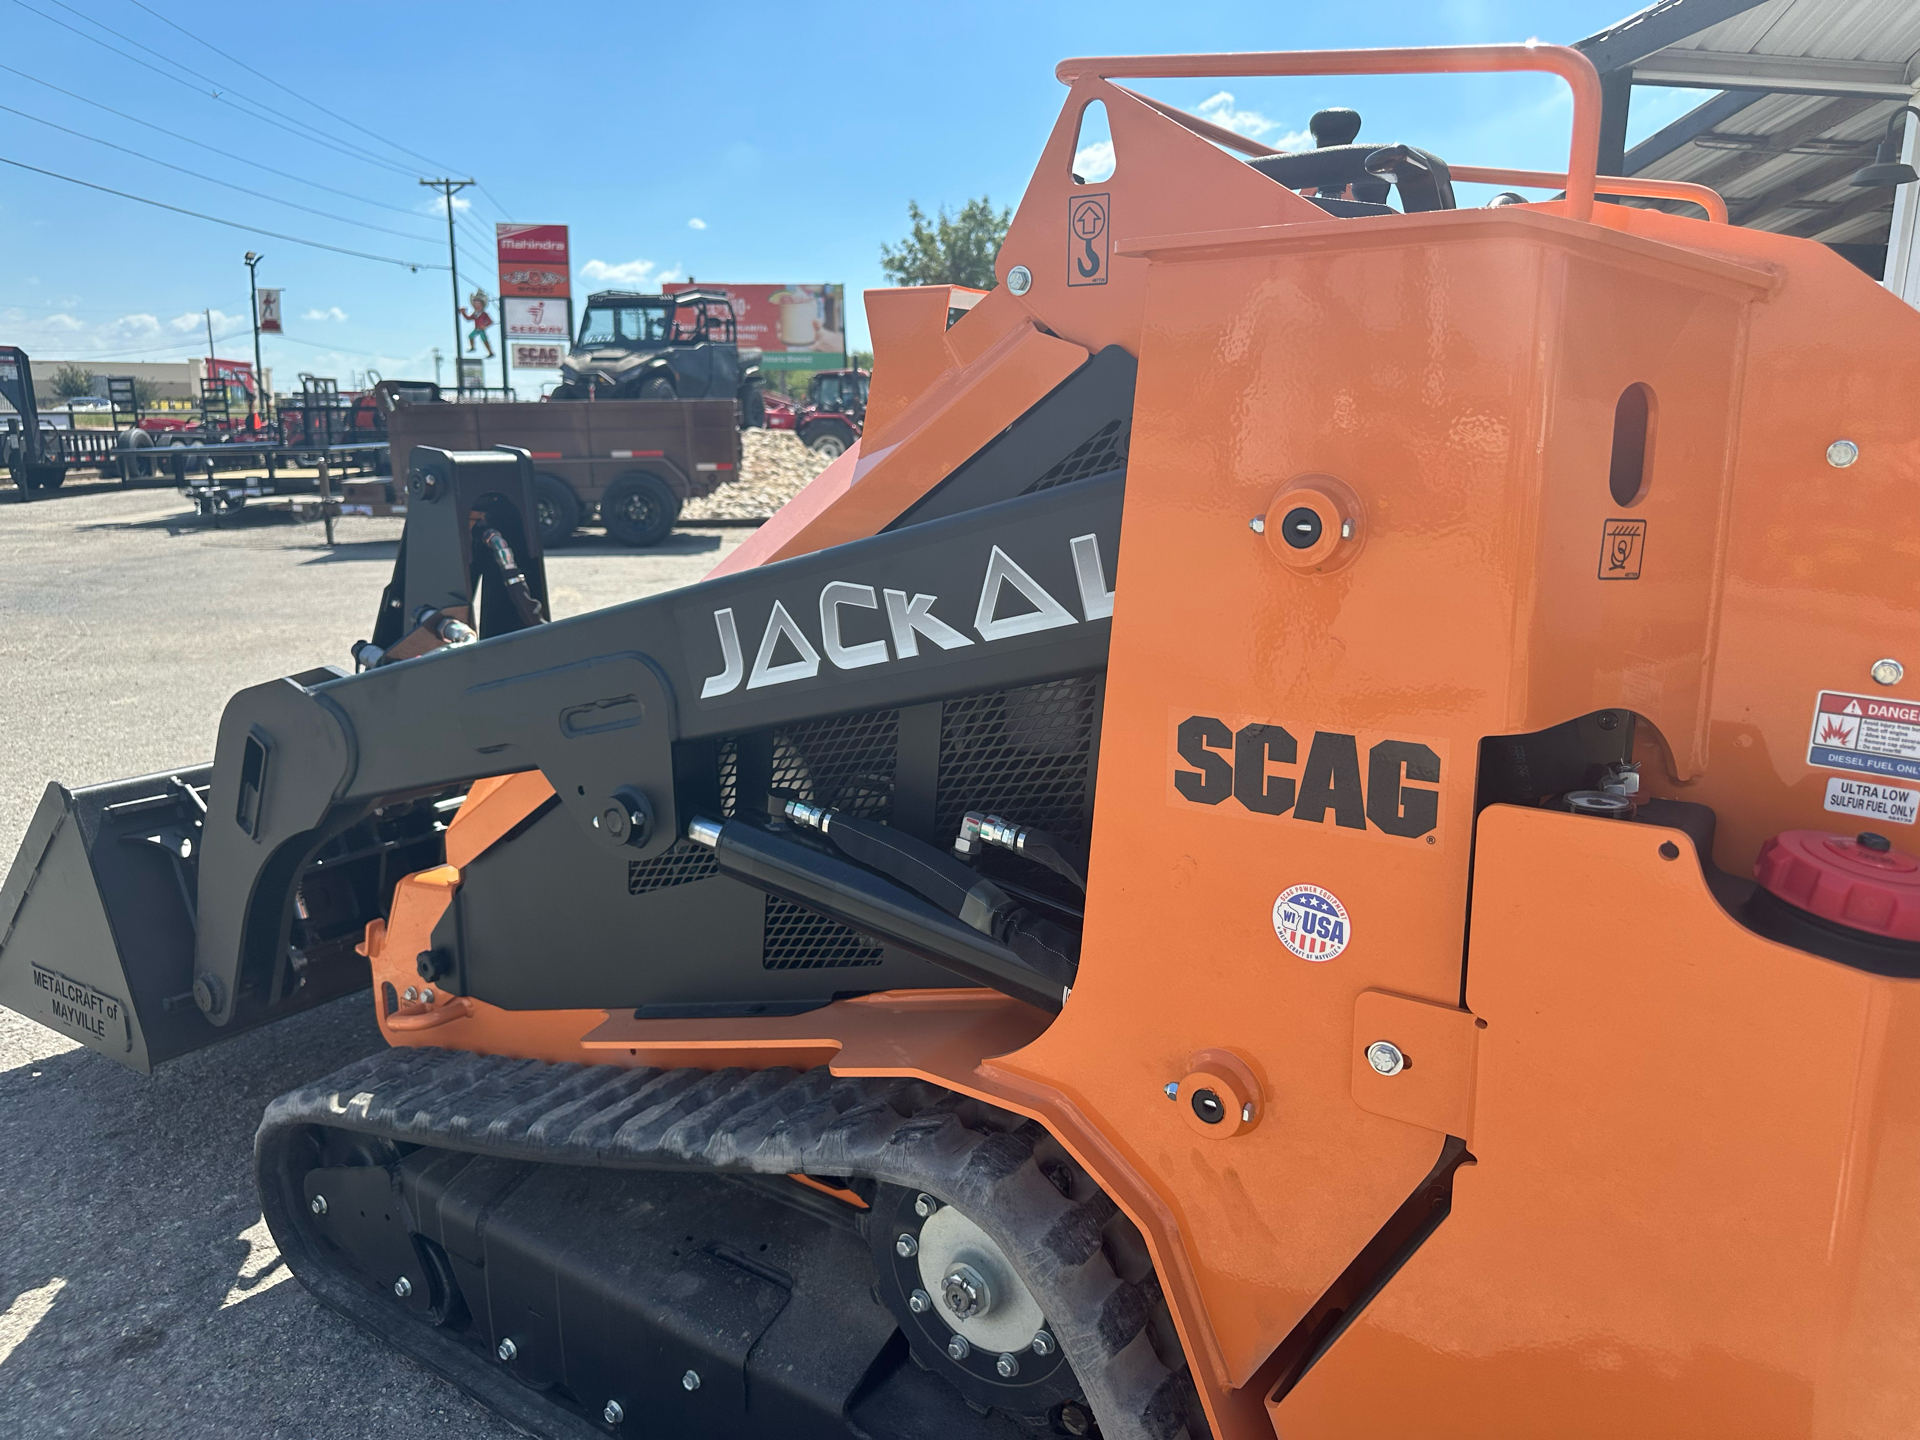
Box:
(5, 40, 1920, 1440)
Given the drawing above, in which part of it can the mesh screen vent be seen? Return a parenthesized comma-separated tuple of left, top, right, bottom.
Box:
(769, 709, 898, 820)
(762, 896, 885, 969)
(1023, 419, 1129, 495)
(938, 677, 1099, 845)
(627, 840, 718, 895)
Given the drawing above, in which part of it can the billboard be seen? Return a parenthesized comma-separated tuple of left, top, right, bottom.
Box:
(662, 282, 846, 369)
(496, 224, 570, 298)
(208, 358, 256, 399)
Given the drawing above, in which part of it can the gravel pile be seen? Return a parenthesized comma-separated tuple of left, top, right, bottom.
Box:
(681, 429, 834, 523)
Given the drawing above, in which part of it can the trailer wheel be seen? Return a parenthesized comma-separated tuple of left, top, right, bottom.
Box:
(599, 471, 680, 547)
(531, 472, 579, 548)
(638, 375, 676, 402)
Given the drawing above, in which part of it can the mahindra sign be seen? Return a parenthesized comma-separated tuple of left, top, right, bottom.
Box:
(496, 224, 570, 298)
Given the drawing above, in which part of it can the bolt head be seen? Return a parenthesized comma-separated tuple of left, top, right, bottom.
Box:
(309, 1194, 328, 1216)
(996, 1351, 1021, 1378)
(681, 1369, 701, 1392)
(1059, 1401, 1094, 1437)
(392, 1276, 412, 1298)
(1006, 265, 1032, 296)
(1872, 658, 1904, 687)
(1827, 438, 1860, 468)
(1241, 1101, 1256, 1123)
(1248, 516, 1266, 534)
(603, 1400, 625, 1425)
(909, 1287, 932, 1314)
(1163, 1081, 1179, 1100)
(403, 986, 418, 1002)
(496, 1338, 517, 1362)
(895, 1232, 918, 1258)
(1030, 1330, 1056, 1357)
(947, 1334, 971, 1361)
(913, 1192, 939, 1218)
(419, 988, 435, 1005)
(1366, 1040, 1406, 1076)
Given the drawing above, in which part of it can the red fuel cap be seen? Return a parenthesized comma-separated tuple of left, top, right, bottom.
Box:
(1753, 830, 1920, 941)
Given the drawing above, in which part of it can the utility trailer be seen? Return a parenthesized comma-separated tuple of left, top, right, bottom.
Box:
(1, 345, 152, 494)
(386, 395, 740, 547)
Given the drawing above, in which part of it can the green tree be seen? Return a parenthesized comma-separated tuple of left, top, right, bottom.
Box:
(879, 198, 1011, 290)
(48, 363, 95, 400)
(130, 376, 166, 409)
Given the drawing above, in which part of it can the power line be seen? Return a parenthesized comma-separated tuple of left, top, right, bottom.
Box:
(39, 324, 253, 360)
(34, 0, 421, 179)
(9, 0, 419, 180)
(0, 63, 441, 222)
(0, 102, 447, 245)
(0, 155, 448, 269)
(122, 0, 459, 177)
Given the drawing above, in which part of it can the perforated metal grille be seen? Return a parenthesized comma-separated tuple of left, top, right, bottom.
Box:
(627, 840, 718, 895)
(762, 896, 885, 968)
(938, 677, 1099, 844)
(1024, 420, 1129, 495)
(769, 709, 898, 819)
(718, 740, 739, 818)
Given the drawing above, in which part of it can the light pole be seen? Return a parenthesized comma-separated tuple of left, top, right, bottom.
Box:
(244, 251, 265, 428)
(419, 178, 474, 391)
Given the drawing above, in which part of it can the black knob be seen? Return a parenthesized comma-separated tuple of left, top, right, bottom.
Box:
(1857, 832, 1893, 853)
(1309, 108, 1362, 147)
(1190, 1088, 1225, 1125)
(1280, 506, 1323, 550)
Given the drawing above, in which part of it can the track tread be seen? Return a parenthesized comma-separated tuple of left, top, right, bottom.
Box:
(258, 1047, 1202, 1440)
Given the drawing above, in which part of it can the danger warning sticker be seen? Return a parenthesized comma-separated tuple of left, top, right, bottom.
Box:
(1824, 776, 1919, 826)
(1808, 691, 1920, 782)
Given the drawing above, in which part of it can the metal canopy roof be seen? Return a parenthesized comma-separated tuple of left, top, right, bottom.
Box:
(1575, 0, 1920, 258)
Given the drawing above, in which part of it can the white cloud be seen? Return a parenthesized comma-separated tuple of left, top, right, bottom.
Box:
(418, 193, 473, 216)
(580, 257, 682, 287)
(168, 308, 245, 333)
(304, 306, 348, 322)
(1073, 139, 1115, 182)
(1194, 92, 1311, 151)
(687, 217, 707, 230)
(41, 313, 84, 332)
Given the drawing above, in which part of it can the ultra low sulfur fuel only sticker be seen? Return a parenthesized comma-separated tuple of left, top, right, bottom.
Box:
(1808, 691, 1920, 782)
(1824, 776, 1919, 826)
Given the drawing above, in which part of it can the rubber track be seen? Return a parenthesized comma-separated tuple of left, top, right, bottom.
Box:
(256, 1046, 1202, 1440)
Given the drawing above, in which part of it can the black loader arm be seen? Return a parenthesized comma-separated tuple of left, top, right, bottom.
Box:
(190, 448, 1124, 1028)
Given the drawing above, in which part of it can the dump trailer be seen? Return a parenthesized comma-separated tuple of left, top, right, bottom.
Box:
(7, 38, 1920, 1440)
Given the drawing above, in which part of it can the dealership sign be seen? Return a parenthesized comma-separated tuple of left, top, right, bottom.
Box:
(511, 343, 564, 370)
(504, 297, 569, 342)
(496, 224, 570, 298)
(257, 288, 282, 334)
(662, 282, 846, 369)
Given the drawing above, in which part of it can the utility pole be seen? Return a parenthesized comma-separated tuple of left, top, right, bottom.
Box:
(204, 308, 216, 425)
(432, 348, 443, 386)
(244, 251, 265, 428)
(419, 178, 474, 392)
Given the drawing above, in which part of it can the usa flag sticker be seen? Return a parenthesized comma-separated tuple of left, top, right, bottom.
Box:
(1272, 884, 1351, 962)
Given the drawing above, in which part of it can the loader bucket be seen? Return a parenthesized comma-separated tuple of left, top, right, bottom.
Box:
(0, 768, 383, 1072)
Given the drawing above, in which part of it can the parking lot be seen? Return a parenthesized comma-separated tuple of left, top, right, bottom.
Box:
(0, 481, 745, 1438)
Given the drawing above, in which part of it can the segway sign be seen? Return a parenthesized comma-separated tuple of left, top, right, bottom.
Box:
(1273, 884, 1350, 962)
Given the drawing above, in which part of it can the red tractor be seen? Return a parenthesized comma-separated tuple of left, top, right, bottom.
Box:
(793, 367, 867, 457)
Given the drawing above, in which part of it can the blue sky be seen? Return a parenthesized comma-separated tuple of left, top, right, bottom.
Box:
(0, 0, 1708, 392)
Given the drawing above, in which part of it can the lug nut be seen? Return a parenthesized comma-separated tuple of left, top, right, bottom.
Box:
(913, 1192, 939, 1218)
(392, 1276, 412, 1298)
(895, 1233, 918, 1258)
(603, 1400, 625, 1425)
(947, 1334, 971, 1361)
(909, 1288, 932, 1314)
(681, 1369, 701, 1392)
(996, 1351, 1020, 1378)
(309, 1194, 328, 1216)
(497, 1338, 517, 1362)
(1031, 1330, 1056, 1357)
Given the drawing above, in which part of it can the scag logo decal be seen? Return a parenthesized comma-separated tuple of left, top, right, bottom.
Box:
(1273, 884, 1349, 961)
(1172, 716, 1442, 841)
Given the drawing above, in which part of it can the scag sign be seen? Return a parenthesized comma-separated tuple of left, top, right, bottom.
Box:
(1172, 716, 1443, 842)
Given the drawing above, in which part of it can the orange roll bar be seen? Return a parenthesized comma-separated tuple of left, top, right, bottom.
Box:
(1452, 164, 1729, 223)
(1058, 44, 1604, 221)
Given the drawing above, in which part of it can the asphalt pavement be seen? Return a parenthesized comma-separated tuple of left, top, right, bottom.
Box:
(0, 478, 744, 1438)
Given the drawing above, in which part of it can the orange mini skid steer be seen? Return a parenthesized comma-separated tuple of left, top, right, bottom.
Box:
(6, 41, 1920, 1440)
